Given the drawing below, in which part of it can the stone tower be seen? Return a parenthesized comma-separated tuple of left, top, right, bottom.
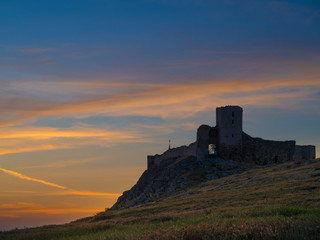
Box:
(216, 106, 243, 160)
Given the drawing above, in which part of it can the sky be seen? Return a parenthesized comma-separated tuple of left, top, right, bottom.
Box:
(0, 0, 320, 230)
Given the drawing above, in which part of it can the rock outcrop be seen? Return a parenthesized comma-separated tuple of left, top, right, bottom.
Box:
(111, 156, 246, 209)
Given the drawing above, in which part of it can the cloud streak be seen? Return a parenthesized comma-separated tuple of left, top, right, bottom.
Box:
(0, 78, 318, 156)
(1, 77, 319, 125)
(0, 125, 146, 155)
(0, 166, 121, 198)
(0, 202, 103, 215)
(0, 167, 67, 189)
(0, 126, 142, 140)
(51, 190, 121, 198)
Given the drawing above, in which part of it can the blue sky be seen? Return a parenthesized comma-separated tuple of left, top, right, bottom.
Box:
(0, 0, 319, 230)
(2, 0, 320, 82)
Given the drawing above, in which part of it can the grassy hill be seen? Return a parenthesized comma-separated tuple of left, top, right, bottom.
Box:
(1, 159, 320, 240)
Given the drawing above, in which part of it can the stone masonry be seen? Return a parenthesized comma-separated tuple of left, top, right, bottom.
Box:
(147, 105, 316, 168)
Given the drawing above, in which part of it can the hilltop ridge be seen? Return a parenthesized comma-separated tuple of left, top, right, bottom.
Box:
(2, 158, 319, 240)
(112, 105, 316, 210)
(1, 105, 318, 239)
(112, 156, 246, 209)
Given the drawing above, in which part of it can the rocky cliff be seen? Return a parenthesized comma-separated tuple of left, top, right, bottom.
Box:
(111, 156, 246, 209)
(111, 113, 315, 210)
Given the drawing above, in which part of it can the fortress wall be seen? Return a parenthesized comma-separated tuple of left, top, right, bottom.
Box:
(148, 142, 197, 168)
(196, 125, 211, 161)
(148, 105, 316, 168)
(196, 125, 219, 160)
(182, 142, 197, 157)
(218, 144, 243, 161)
(293, 145, 316, 161)
(242, 133, 296, 164)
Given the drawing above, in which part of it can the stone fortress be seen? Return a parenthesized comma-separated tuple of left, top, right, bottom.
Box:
(112, 105, 317, 209)
(147, 106, 316, 168)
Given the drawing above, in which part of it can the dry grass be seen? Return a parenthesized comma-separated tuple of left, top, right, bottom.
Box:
(1, 159, 319, 240)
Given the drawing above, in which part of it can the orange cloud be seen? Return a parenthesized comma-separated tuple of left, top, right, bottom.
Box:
(32, 78, 320, 118)
(0, 166, 121, 199)
(0, 202, 102, 215)
(0, 78, 318, 156)
(50, 190, 121, 198)
(0, 126, 140, 140)
(0, 167, 67, 189)
(0, 77, 319, 130)
(0, 125, 146, 155)
(0, 145, 57, 155)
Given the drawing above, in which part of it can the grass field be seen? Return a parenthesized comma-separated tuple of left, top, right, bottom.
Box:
(1, 159, 319, 240)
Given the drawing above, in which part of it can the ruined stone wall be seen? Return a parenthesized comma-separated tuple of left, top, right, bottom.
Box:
(242, 133, 296, 164)
(147, 142, 197, 168)
(196, 125, 218, 160)
(147, 105, 316, 168)
(218, 144, 243, 161)
(293, 145, 316, 161)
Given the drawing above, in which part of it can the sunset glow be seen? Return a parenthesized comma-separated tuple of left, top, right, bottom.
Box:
(0, 0, 319, 230)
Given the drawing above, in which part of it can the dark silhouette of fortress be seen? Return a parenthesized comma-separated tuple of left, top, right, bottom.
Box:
(148, 106, 316, 168)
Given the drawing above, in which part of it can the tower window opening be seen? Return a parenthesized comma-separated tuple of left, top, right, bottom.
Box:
(232, 112, 234, 117)
(208, 144, 216, 155)
(232, 120, 234, 124)
(232, 134, 234, 138)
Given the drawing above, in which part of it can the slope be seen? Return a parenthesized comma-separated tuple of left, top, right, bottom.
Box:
(1, 159, 320, 240)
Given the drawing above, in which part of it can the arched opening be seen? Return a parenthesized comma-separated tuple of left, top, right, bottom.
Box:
(208, 144, 217, 157)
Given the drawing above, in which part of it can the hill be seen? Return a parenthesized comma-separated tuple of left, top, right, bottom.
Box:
(1, 159, 319, 240)
(112, 156, 247, 209)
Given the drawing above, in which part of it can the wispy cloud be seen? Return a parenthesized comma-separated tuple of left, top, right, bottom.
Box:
(0, 122, 196, 156)
(0, 125, 146, 155)
(50, 191, 121, 198)
(0, 125, 142, 140)
(0, 167, 67, 189)
(0, 145, 58, 155)
(0, 77, 319, 128)
(52, 78, 318, 118)
(0, 202, 102, 215)
(0, 166, 121, 198)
